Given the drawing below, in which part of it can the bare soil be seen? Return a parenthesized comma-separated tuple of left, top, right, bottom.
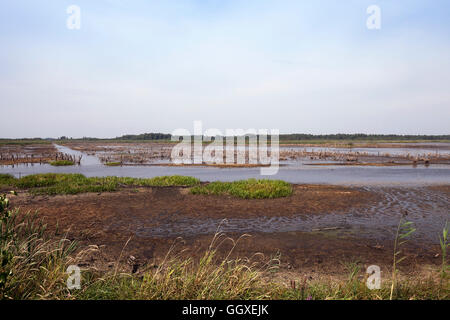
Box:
(9, 185, 444, 282)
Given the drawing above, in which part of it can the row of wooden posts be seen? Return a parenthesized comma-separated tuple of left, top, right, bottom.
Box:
(54, 152, 82, 164)
(0, 152, 82, 165)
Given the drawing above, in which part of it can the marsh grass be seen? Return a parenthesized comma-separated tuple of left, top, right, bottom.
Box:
(49, 160, 75, 166)
(280, 275, 447, 300)
(104, 162, 122, 166)
(0, 139, 51, 146)
(0, 199, 448, 300)
(1, 191, 88, 299)
(439, 223, 449, 279)
(63, 245, 450, 300)
(190, 179, 293, 199)
(0, 173, 201, 195)
(390, 215, 416, 300)
(0, 189, 448, 300)
(0, 174, 15, 187)
(1, 174, 292, 198)
(78, 230, 279, 300)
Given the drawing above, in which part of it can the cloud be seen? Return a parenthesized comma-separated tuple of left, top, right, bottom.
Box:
(0, 0, 449, 137)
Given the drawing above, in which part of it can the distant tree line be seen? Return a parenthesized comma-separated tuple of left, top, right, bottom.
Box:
(277, 134, 450, 141)
(116, 133, 172, 140)
(4, 133, 448, 141)
(110, 133, 450, 141)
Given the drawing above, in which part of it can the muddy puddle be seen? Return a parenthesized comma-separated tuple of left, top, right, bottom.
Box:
(99, 187, 449, 246)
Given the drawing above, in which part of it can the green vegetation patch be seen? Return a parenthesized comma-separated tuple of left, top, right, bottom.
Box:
(104, 162, 122, 166)
(1, 192, 448, 300)
(191, 179, 293, 199)
(0, 173, 200, 195)
(13, 173, 108, 195)
(1, 174, 292, 198)
(0, 174, 16, 187)
(49, 160, 75, 166)
(136, 175, 201, 187)
(0, 139, 51, 146)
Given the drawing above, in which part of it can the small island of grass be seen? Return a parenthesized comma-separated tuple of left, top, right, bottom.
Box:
(49, 160, 75, 166)
(190, 179, 293, 199)
(104, 162, 122, 166)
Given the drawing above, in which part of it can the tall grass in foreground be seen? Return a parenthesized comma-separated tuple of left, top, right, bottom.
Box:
(1, 194, 448, 300)
(191, 179, 293, 199)
(1, 191, 89, 299)
(79, 231, 277, 300)
(439, 223, 449, 279)
(70, 238, 450, 300)
(390, 214, 416, 300)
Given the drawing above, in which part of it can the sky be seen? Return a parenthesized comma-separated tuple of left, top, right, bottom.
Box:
(1, 0, 449, 138)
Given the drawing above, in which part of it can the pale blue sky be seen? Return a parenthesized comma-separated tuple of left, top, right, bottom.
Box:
(1, 0, 449, 138)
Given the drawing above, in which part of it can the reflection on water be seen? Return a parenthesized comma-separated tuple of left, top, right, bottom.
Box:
(281, 144, 450, 157)
(1, 144, 448, 245)
(0, 144, 449, 186)
(55, 144, 102, 165)
(107, 187, 449, 244)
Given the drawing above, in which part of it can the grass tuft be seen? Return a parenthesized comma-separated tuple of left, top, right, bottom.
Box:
(0, 173, 201, 195)
(104, 162, 122, 166)
(1, 196, 448, 300)
(190, 179, 293, 199)
(1, 192, 80, 299)
(0, 174, 16, 187)
(78, 232, 277, 300)
(49, 160, 75, 166)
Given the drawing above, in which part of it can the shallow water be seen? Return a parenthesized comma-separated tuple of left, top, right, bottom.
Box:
(2, 145, 448, 244)
(281, 144, 450, 157)
(1, 144, 450, 186)
(107, 187, 449, 244)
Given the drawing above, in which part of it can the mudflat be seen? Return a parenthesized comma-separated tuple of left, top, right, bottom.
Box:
(10, 184, 446, 281)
